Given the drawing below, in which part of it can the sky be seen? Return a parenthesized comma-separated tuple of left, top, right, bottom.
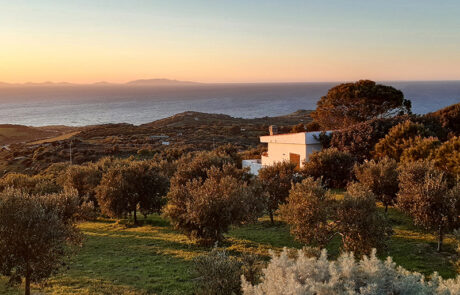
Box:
(1, 0, 460, 83)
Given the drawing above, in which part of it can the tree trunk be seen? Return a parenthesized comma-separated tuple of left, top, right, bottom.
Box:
(269, 210, 274, 225)
(25, 263, 30, 295)
(133, 208, 138, 224)
(437, 223, 444, 252)
(384, 203, 388, 213)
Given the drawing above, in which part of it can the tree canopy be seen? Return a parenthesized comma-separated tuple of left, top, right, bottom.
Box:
(311, 80, 411, 130)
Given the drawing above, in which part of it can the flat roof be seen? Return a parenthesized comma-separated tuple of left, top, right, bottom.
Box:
(260, 131, 330, 145)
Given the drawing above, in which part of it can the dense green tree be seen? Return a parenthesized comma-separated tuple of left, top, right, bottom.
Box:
(311, 80, 411, 130)
(258, 161, 298, 224)
(0, 189, 81, 295)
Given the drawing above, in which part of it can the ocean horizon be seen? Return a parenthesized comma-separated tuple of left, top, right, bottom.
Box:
(1, 81, 459, 127)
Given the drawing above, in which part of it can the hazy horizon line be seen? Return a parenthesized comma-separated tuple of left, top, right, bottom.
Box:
(2, 78, 460, 86)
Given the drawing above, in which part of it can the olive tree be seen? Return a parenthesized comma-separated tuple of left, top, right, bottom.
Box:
(96, 161, 168, 224)
(0, 189, 81, 295)
(164, 164, 263, 245)
(397, 161, 460, 251)
(302, 148, 355, 189)
(280, 178, 391, 256)
(354, 157, 399, 212)
(258, 161, 298, 224)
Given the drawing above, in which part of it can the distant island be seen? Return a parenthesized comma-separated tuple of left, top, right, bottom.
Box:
(0, 78, 201, 87)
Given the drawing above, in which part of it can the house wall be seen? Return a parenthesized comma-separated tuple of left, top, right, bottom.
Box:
(262, 143, 308, 167)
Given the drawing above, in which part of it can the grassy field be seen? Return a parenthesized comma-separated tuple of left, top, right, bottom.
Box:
(1, 207, 457, 295)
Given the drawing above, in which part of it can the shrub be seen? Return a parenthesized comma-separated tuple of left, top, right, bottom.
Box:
(398, 161, 460, 251)
(400, 136, 441, 163)
(354, 157, 399, 212)
(302, 148, 355, 188)
(164, 165, 264, 245)
(427, 102, 460, 136)
(0, 189, 81, 295)
(258, 161, 298, 224)
(193, 249, 243, 295)
(0, 173, 60, 195)
(311, 80, 411, 129)
(193, 249, 263, 295)
(429, 136, 460, 178)
(374, 120, 436, 161)
(242, 248, 460, 294)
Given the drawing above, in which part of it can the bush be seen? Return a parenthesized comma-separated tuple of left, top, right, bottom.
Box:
(193, 249, 263, 295)
(398, 161, 460, 251)
(302, 148, 355, 188)
(0, 173, 61, 195)
(242, 248, 460, 294)
(258, 161, 298, 224)
(429, 136, 460, 178)
(193, 249, 242, 295)
(427, 102, 460, 136)
(164, 165, 264, 245)
(354, 157, 399, 212)
(374, 120, 436, 161)
(400, 136, 441, 163)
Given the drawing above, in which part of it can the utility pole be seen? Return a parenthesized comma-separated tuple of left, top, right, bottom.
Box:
(69, 140, 72, 165)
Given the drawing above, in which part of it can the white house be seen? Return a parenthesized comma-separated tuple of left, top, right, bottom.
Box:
(242, 125, 330, 175)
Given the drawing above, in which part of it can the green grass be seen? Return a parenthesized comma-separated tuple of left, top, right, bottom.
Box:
(1, 208, 458, 294)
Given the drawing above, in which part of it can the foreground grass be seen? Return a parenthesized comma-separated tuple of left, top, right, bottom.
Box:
(1, 209, 457, 294)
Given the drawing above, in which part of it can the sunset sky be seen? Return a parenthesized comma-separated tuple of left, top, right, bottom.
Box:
(1, 0, 460, 83)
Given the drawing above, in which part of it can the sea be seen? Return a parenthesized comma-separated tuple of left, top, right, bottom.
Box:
(0, 81, 459, 127)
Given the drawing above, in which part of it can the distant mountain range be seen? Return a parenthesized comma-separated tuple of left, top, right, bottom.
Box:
(0, 79, 201, 87)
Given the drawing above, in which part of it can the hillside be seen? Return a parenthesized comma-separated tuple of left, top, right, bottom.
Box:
(0, 124, 79, 146)
(0, 110, 312, 175)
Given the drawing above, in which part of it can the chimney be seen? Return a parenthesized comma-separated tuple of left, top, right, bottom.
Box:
(269, 125, 278, 136)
